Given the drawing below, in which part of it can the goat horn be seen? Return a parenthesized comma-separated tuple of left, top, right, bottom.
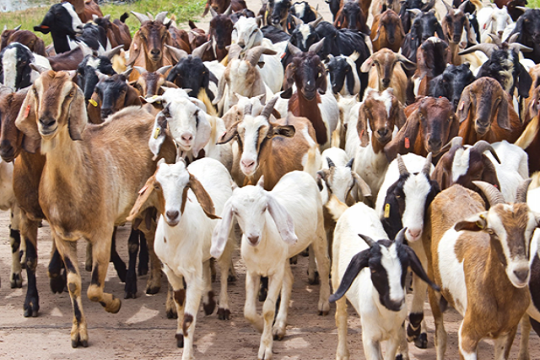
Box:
(192, 40, 212, 58)
(442, 0, 452, 14)
(487, 33, 502, 46)
(287, 42, 303, 57)
(95, 70, 109, 82)
(131, 11, 150, 24)
(326, 157, 336, 168)
(308, 38, 325, 54)
(472, 140, 500, 164)
(508, 33, 520, 43)
(157, 65, 172, 75)
(515, 179, 532, 203)
(473, 181, 506, 206)
(458, 43, 497, 57)
(165, 44, 189, 61)
(14, 24, 21, 31)
(104, 14, 111, 20)
(210, 7, 219, 17)
(134, 66, 147, 75)
(346, 158, 354, 168)
(422, 0, 436, 11)
(397, 154, 408, 175)
(308, 13, 323, 28)
(261, 96, 279, 119)
(407, 9, 422, 16)
(146, 12, 154, 21)
(102, 45, 123, 60)
(440, 136, 463, 154)
(121, 67, 133, 78)
(516, 6, 528, 11)
(291, 15, 303, 27)
(155, 11, 168, 23)
(228, 44, 244, 60)
(30, 63, 49, 74)
(3, 25, 6, 31)
(458, 0, 469, 13)
(395, 228, 406, 245)
(224, 4, 233, 15)
(510, 43, 533, 53)
(246, 46, 266, 67)
(422, 153, 433, 175)
(358, 234, 376, 248)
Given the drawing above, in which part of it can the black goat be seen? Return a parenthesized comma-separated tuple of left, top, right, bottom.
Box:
(429, 63, 476, 111)
(77, 46, 123, 102)
(402, 10, 445, 63)
(509, 8, 540, 64)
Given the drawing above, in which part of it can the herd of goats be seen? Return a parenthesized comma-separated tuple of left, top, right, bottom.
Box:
(2, 0, 540, 358)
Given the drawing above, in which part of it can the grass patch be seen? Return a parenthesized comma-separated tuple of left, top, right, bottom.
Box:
(0, 0, 206, 46)
(528, 0, 540, 7)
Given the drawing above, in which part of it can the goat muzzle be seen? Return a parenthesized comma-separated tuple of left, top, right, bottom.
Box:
(247, 235, 260, 245)
(39, 116, 58, 137)
(0, 140, 15, 162)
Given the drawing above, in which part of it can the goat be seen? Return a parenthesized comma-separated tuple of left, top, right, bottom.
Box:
(284, 41, 339, 150)
(334, 0, 370, 34)
(346, 88, 406, 203)
(34, 3, 84, 54)
(14, 70, 175, 347)
(384, 96, 459, 161)
(375, 153, 439, 349)
(424, 181, 536, 359)
(429, 63, 476, 111)
(326, 52, 361, 96)
(211, 172, 330, 360)
(265, 0, 292, 29)
(371, 9, 406, 53)
(509, 8, 540, 64)
(208, 8, 235, 62)
(478, 5, 513, 43)
(2, 30, 46, 56)
(127, 12, 175, 81)
(331, 215, 439, 360)
(77, 46, 124, 101)
(442, 0, 477, 65)
(401, 10, 445, 63)
(516, 84, 540, 173)
(0, 25, 21, 50)
(457, 77, 523, 144)
(87, 70, 142, 124)
(0, 43, 51, 91)
(132, 66, 176, 98)
(290, 1, 318, 24)
(326, 0, 341, 20)
(411, 37, 449, 97)
(361, 48, 416, 105)
(93, 14, 132, 51)
(127, 158, 234, 359)
(399, 0, 436, 34)
(64, 0, 103, 23)
(202, 0, 247, 15)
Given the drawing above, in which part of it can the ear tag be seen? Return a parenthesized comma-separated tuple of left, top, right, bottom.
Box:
(459, 101, 464, 111)
(281, 52, 286, 59)
(153, 127, 160, 139)
(405, 137, 410, 149)
(476, 220, 484, 229)
(360, 129, 365, 138)
(152, 95, 158, 99)
(24, 105, 31, 117)
(89, 99, 98, 107)
(384, 203, 390, 218)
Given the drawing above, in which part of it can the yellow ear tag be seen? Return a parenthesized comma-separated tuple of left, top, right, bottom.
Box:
(477, 214, 485, 229)
(153, 127, 160, 139)
(384, 203, 390, 218)
(89, 99, 97, 107)
(152, 95, 158, 99)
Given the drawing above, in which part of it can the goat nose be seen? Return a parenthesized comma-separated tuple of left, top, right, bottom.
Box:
(238, 42, 245, 49)
(151, 49, 161, 56)
(498, 30, 504, 36)
(241, 159, 255, 168)
(39, 116, 56, 127)
(181, 133, 193, 142)
(0, 140, 14, 160)
(513, 269, 529, 283)
(247, 235, 259, 245)
(166, 210, 180, 221)
(428, 138, 442, 149)
(407, 228, 422, 239)
(382, 78, 390, 87)
(377, 128, 389, 136)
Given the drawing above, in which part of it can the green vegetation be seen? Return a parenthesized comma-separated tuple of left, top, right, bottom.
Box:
(528, 0, 540, 8)
(0, 0, 206, 46)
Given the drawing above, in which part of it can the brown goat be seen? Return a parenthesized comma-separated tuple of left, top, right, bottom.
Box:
(0, 26, 20, 50)
(208, 9, 234, 62)
(442, 1, 477, 65)
(516, 84, 540, 173)
(384, 96, 459, 161)
(371, 9, 405, 52)
(457, 77, 523, 144)
(4, 30, 46, 56)
(203, 0, 247, 15)
(15, 70, 175, 347)
(132, 65, 177, 98)
(361, 48, 416, 105)
(127, 12, 176, 81)
(93, 14, 132, 51)
(334, 0, 370, 33)
(65, 0, 103, 23)
(48, 44, 93, 71)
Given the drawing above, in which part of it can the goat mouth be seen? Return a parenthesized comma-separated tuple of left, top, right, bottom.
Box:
(475, 124, 490, 136)
(166, 219, 180, 227)
(301, 90, 317, 101)
(39, 126, 58, 137)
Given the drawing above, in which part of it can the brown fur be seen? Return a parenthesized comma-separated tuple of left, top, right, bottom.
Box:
(457, 77, 523, 145)
(65, 0, 103, 23)
(47, 46, 90, 71)
(517, 85, 540, 173)
(5, 31, 46, 56)
(202, 0, 247, 16)
(370, 9, 405, 53)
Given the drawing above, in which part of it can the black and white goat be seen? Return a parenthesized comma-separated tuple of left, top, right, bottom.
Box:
(0, 43, 50, 91)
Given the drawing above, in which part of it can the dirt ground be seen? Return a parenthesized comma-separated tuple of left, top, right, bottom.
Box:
(0, 210, 538, 359)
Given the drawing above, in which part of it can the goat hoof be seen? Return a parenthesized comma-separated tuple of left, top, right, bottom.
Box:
(175, 334, 184, 348)
(258, 289, 267, 302)
(203, 293, 216, 315)
(289, 256, 298, 265)
(23, 296, 39, 317)
(146, 284, 161, 295)
(105, 297, 122, 313)
(115, 266, 127, 283)
(308, 271, 320, 285)
(166, 308, 178, 319)
(217, 307, 231, 320)
(273, 333, 285, 341)
(228, 274, 237, 283)
(10, 273, 22, 288)
(318, 310, 329, 316)
(124, 290, 137, 299)
(50, 272, 66, 294)
(414, 333, 428, 349)
(138, 263, 148, 277)
(85, 263, 92, 272)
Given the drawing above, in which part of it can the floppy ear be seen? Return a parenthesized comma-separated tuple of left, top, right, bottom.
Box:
(517, 62, 533, 99)
(15, 85, 41, 151)
(345, 69, 356, 95)
(435, 21, 445, 40)
(360, 56, 373, 73)
(87, 92, 102, 124)
(124, 84, 142, 107)
(481, 154, 501, 190)
(189, 173, 220, 219)
(126, 34, 142, 67)
(496, 94, 511, 131)
(210, 198, 234, 258)
(384, 109, 420, 162)
(127, 174, 163, 222)
(403, 244, 440, 290)
(317, 63, 327, 95)
(357, 104, 370, 147)
(283, 64, 296, 91)
(464, 16, 477, 45)
(217, 120, 239, 144)
(524, 88, 540, 124)
(329, 248, 370, 302)
(267, 193, 298, 244)
(148, 112, 168, 160)
(192, 109, 212, 158)
(448, 113, 459, 140)
(352, 172, 371, 197)
(67, 87, 87, 141)
(457, 85, 471, 123)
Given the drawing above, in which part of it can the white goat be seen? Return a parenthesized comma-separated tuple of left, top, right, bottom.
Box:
(478, 6, 513, 42)
(128, 158, 234, 360)
(211, 171, 330, 360)
(329, 201, 439, 360)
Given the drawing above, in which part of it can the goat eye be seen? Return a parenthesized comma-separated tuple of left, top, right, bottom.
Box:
(154, 183, 160, 190)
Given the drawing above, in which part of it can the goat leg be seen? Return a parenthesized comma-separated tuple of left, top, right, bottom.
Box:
(124, 228, 139, 299)
(141, 229, 162, 295)
(272, 262, 293, 340)
(181, 272, 204, 360)
(258, 271, 283, 360)
(312, 228, 331, 315)
(21, 215, 39, 317)
(518, 315, 531, 360)
(138, 229, 149, 276)
(9, 207, 22, 288)
(217, 239, 234, 320)
(165, 282, 178, 319)
(110, 227, 127, 283)
(48, 245, 66, 294)
(163, 266, 184, 344)
(202, 260, 216, 315)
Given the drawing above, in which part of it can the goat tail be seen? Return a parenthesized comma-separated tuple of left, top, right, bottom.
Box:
(120, 12, 129, 23)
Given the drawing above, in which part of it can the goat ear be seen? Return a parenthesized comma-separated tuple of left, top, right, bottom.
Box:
(210, 199, 234, 258)
(403, 245, 440, 291)
(384, 109, 420, 162)
(457, 85, 471, 123)
(352, 172, 372, 197)
(124, 85, 142, 107)
(127, 174, 162, 222)
(267, 194, 298, 244)
(496, 94, 511, 131)
(189, 173, 220, 219)
(280, 87, 293, 99)
(16, 86, 41, 152)
(454, 212, 488, 232)
(67, 88, 87, 141)
(448, 113, 460, 141)
(357, 105, 370, 147)
(329, 249, 370, 302)
(517, 62, 533, 99)
(218, 121, 239, 144)
(87, 93, 102, 124)
(270, 125, 295, 138)
(192, 110, 211, 158)
(283, 64, 296, 91)
(360, 57, 373, 73)
(397, 54, 417, 72)
(126, 33, 142, 67)
(435, 21, 445, 40)
(149, 112, 168, 160)
(345, 70, 356, 95)
(481, 154, 501, 190)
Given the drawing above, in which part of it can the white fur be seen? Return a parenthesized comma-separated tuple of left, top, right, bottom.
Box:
(1, 47, 18, 91)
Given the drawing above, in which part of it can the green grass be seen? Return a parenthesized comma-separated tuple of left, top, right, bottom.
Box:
(0, 0, 206, 46)
(528, 0, 540, 8)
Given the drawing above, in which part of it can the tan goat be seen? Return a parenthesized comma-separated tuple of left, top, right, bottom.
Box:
(15, 70, 175, 348)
